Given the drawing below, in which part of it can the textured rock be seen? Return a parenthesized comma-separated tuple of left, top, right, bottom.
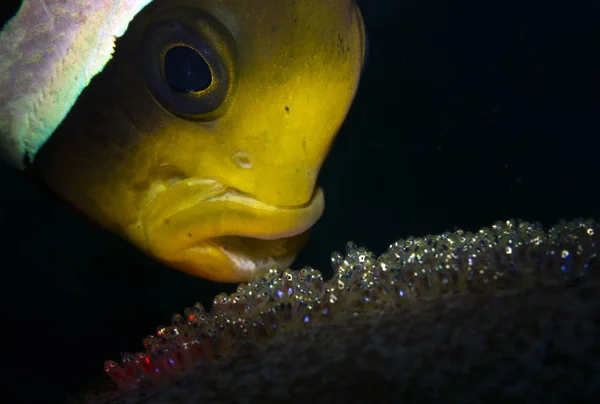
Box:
(88, 219, 600, 403)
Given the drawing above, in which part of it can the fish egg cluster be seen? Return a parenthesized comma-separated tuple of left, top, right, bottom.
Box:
(101, 218, 598, 395)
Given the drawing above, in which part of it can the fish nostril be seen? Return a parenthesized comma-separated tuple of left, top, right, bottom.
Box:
(233, 152, 253, 169)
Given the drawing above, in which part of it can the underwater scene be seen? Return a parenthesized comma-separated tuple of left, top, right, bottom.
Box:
(1, 0, 600, 402)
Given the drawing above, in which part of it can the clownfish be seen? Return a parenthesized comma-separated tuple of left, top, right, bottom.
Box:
(0, 0, 367, 282)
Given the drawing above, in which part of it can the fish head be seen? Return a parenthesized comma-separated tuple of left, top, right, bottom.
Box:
(32, 0, 367, 282)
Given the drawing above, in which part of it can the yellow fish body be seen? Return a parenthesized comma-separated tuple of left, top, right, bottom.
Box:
(0, 0, 367, 282)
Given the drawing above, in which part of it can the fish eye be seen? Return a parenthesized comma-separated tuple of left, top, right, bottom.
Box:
(164, 46, 212, 93)
(140, 9, 236, 120)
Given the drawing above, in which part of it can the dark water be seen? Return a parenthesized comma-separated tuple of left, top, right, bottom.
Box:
(1, 0, 600, 402)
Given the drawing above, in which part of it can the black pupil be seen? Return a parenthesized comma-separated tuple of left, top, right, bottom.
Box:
(164, 46, 212, 93)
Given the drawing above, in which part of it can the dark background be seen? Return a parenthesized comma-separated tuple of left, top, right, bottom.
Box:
(2, 0, 600, 402)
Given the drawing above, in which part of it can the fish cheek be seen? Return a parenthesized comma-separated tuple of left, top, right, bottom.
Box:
(31, 62, 161, 234)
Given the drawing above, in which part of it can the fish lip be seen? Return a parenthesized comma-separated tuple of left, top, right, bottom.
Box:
(138, 177, 325, 256)
(201, 188, 321, 239)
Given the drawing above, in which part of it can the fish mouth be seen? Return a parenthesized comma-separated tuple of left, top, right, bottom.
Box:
(136, 178, 324, 282)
